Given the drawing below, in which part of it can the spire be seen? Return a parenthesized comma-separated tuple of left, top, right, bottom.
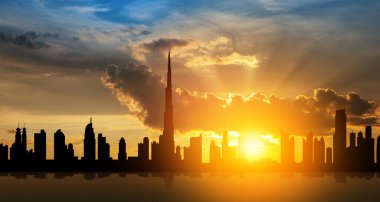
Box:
(90, 117, 92, 123)
(167, 45, 172, 89)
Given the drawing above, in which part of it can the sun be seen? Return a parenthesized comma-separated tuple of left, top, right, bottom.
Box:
(244, 137, 265, 161)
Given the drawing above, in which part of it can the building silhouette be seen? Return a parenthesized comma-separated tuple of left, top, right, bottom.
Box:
(334, 109, 347, 166)
(54, 129, 77, 161)
(151, 49, 180, 164)
(313, 137, 325, 165)
(238, 135, 245, 161)
(138, 137, 149, 161)
(210, 140, 221, 164)
(34, 130, 46, 161)
(281, 133, 294, 165)
(10, 126, 26, 161)
(22, 126, 27, 152)
(98, 133, 111, 160)
(184, 134, 202, 164)
(377, 136, 380, 164)
(0, 144, 8, 161)
(54, 129, 66, 161)
(326, 147, 333, 164)
(302, 132, 313, 165)
(118, 138, 127, 160)
(83, 118, 96, 161)
(221, 132, 237, 162)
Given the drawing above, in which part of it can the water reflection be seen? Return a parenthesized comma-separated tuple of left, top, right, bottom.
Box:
(2, 171, 379, 184)
(1, 172, 380, 202)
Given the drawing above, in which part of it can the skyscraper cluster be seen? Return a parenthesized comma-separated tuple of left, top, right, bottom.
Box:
(281, 109, 379, 170)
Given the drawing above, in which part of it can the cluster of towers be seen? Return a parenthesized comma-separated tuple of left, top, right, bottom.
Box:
(0, 49, 204, 165)
(281, 109, 378, 169)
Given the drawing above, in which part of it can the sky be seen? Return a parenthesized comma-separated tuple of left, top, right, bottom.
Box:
(0, 0, 379, 162)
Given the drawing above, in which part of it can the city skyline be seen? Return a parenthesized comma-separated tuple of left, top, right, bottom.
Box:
(1, 0, 380, 165)
(0, 50, 379, 171)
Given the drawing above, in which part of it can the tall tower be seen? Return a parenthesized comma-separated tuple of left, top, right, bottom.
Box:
(333, 109, 346, 166)
(22, 126, 27, 151)
(83, 118, 96, 160)
(163, 48, 175, 155)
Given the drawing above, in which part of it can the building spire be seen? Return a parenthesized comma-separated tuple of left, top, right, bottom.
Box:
(167, 45, 171, 89)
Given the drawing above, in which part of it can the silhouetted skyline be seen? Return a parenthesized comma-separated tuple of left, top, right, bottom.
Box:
(0, 50, 379, 172)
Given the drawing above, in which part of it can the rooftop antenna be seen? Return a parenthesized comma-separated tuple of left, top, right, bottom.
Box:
(23, 123, 25, 128)
(17, 123, 19, 128)
(90, 117, 92, 123)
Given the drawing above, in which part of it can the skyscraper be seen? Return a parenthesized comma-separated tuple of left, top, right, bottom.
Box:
(54, 129, 66, 161)
(34, 129, 46, 161)
(10, 126, 25, 161)
(184, 134, 202, 164)
(22, 126, 27, 152)
(0, 144, 8, 161)
(138, 137, 149, 161)
(281, 133, 294, 165)
(210, 140, 221, 164)
(333, 109, 346, 166)
(151, 48, 178, 163)
(98, 133, 111, 160)
(83, 118, 95, 161)
(364, 126, 374, 166)
(118, 138, 127, 160)
(302, 132, 313, 165)
(313, 137, 325, 165)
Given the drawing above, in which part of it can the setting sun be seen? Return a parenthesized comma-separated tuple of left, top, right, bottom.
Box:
(244, 137, 265, 161)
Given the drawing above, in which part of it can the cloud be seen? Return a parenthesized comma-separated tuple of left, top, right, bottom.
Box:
(102, 63, 379, 135)
(184, 52, 259, 69)
(0, 31, 51, 49)
(141, 38, 189, 52)
(134, 36, 259, 69)
(63, 5, 110, 13)
(0, 31, 79, 49)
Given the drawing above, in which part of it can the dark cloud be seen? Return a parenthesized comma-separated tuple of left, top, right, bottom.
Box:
(0, 31, 80, 49)
(0, 31, 48, 49)
(102, 63, 379, 134)
(102, 63, 165, 127)
(141, 38, 189, 52)
(0, 31, 78, 49)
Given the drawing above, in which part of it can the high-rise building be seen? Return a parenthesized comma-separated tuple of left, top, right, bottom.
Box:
(364, 126, 374, 166)
(377, 136, 380, 164)
(222, 131, 230, 161)
(98, 133, 111, 160)
(54, 129, 66, 161)
(326, 147, 333, 164)
(22, 126, 27, 152)
(67, 143, 75, 160)
(34, 129, 46, 161)
(302, 132, 313, 165)
(210, 140, 221, 164)
(10, 126, 26, 161)
(138, 137, 149, 161)
(281, 133, 294, 165)
(151, 48, 179, 163)
(238, 135, 245, 161)
(83, 118, 96, 161)
(333, 109, 346, 166)
(314, 137, 325, 165)
(184, 134, 202, 164)
(118, 138, 127, 160)
(0, 144, 8, 161)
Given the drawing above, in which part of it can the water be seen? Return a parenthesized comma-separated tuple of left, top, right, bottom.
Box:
(0, 172, 379, 202)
